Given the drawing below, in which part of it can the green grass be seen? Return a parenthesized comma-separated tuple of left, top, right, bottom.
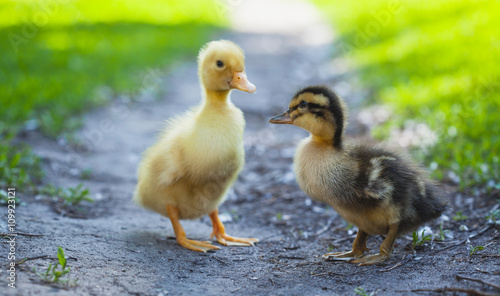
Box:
(411, 229, 432, 251)
(469, 245, 485, 256)
(0, 0, 226, 195)
(486, 209, 500, 224)
(0, 141, 43, 204)
(453, 210, 468, 221)
(313, 0, 500, 190)
(435, 222, 451, 241)
(1, 0, 225, 137)
(34, 246, 76, 286)
(355, 287, 374, 296)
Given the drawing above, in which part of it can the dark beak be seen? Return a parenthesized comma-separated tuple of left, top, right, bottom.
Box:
(269, 110, 293, 124)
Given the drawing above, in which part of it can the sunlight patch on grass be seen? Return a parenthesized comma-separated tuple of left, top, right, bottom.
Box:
(1, 0, 226, 137)
(0, 0, 226, 28)
(0, 0, 227, 196)
(313, 0, 500, 190)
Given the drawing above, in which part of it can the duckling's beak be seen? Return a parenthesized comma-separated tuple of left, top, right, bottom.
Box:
(269, 110, 293, 124)
(230, 71, 256, 93)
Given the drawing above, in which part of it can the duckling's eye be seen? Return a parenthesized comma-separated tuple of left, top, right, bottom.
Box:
(298, 100, 308, 108)
(216, 60, 224, 68)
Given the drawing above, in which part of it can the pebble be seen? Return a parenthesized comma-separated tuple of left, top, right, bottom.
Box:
(219, 212, 233, 223)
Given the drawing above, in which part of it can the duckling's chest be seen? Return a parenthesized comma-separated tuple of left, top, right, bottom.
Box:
(184, 106, 245, 177)
(293, 140, 352, 205)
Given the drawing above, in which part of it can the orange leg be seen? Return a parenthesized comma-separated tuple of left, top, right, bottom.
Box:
(323, 229, 369, 260)
(166, 205, 220, 253)
(209, 209, 259, 247)
(351, 223, 398, 265)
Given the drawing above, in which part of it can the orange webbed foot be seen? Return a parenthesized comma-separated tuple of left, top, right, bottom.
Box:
(167, 204, 221, 253)
(209, 209, 259, 247)
(350, 223, 397, 265)
(323, 230, 368, 261)
(323, 248, 366, 260)
(351, 253, 391, 265)
(177, 237, 220, 253)
(210, 231, 259, 246)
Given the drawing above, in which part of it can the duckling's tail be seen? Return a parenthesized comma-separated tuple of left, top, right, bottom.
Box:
(399, 181, 447, 235)
(132, 186, 144, 206)
(418, 181, 448, 222)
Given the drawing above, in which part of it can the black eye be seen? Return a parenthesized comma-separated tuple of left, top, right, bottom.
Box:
(216, 60, 224, 68)
(298, 100, 308, 108)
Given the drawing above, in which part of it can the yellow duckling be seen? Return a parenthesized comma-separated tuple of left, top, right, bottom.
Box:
(134, 40, 259, 252)
(270, 85, 446, 265)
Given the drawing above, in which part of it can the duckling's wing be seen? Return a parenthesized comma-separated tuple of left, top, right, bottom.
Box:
(157, 148, 184, 187)
(364, 155, 399, 200)
(143, 126, 190, 188)
(350, 147, 402, 202)
(137, 140, 184, 189)
(352, 146, 428, 203)
(152, 109, 201, 187)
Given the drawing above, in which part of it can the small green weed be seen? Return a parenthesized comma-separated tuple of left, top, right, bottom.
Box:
(412, 229, 432, 250)
(276, 213, 283, 221)
(435, 222, 451, 241)
(61, 184, 93, 207)
(39, 184, 62, 197)
(355, 287, 374, 296)
(80, 168, 93, 180)
(34, 247, 77, 286)
(485, 210, 500, 224)
(469, 245, 485, 256)
(229, 209, 240, 222)
(453, 210, 468, 221)
(40, 184, 93, 207)
(0, 142, 43, 205)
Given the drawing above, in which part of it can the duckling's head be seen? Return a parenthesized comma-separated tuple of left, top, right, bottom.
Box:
(198, 40, 256, 93)
(269, 85, 347, 148)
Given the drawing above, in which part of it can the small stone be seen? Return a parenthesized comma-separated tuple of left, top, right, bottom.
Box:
(347, 227, 358, 236)
(218, 212, 233, 223)
(312, 206, 324, 213)
(417, 226, 433, 239)
(439, 214, 450, 222)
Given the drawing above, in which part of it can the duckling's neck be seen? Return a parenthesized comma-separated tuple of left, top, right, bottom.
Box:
(203, 89, 231, 107)
(311, 135, 342, 150)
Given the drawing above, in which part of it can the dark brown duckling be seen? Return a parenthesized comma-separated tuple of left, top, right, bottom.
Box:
(269, 85, 446, 265)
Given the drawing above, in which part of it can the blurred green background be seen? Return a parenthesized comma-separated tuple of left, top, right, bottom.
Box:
(314, 0, 499, 191)
(1, 0, 499, 199)
(0, 0, 226, 195)
(1, 0, 225, 137)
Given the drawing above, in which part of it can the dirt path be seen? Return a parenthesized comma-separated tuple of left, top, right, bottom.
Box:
(3, 1, 499, 295)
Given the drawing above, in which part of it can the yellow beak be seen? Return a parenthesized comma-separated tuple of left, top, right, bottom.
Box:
(269, 111, 293, 124)
(230, 71, 256, 93)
